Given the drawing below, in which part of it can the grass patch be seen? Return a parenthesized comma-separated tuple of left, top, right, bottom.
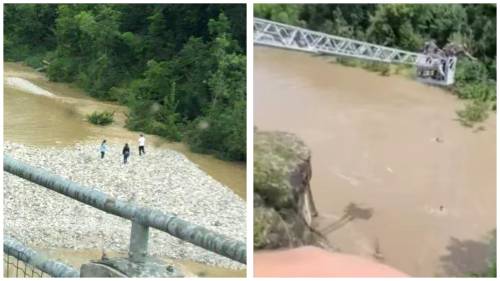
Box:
(86, 110, 114, 126)
(365, 61, 391, 76)
(335, 57, 361, 67)
(335, 57, 392, 76)
(456, 99, 490, 127)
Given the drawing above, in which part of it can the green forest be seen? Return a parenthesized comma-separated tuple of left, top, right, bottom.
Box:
(5, 4, 246, 161)
(255, 4, 496, 126)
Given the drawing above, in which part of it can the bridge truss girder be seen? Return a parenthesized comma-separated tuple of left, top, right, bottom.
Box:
(254, 17, 420, 65)
(254, 17, 457, 86)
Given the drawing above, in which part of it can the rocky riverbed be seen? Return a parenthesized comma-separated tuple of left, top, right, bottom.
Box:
(4, 142, 246, 269)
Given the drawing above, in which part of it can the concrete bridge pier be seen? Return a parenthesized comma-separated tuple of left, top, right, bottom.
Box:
(80, 256, 184, 277)
(80, 221, 185, 277)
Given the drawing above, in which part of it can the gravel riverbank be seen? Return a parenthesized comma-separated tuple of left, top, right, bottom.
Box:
(4, 142, 246, 269)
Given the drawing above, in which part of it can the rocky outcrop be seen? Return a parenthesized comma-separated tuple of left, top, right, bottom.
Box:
(254, 130, 322, 249)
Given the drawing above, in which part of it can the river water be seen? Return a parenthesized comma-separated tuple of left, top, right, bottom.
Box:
(254, 47, 496, 277)
(3, 62, 245, 277)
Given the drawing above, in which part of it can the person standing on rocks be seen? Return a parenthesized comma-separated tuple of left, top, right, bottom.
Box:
(123, 143, 130, 164)
(100, 140, 108, 159)
(138, 134, 146, 156)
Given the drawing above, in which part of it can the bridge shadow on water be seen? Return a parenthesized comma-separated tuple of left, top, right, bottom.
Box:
(319, 203, 374, 235)
(439, 229, 496, 277)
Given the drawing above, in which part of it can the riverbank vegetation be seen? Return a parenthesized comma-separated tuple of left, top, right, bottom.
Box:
(87, 111, 114, 126)
(255, 4, 496, 126)
(5, 4, 246, 161)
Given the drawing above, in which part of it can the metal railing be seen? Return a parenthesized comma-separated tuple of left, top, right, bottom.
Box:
(4, 235, 80, 277)
(4, 253, 46, 278)
(4, 154, 246, 276)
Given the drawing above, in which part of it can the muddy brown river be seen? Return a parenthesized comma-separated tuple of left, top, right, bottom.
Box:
(4, 62, 245, 277)
(255, 47, 496, 277)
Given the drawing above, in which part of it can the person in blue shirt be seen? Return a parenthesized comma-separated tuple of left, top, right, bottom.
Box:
(100, 140, 108, 159)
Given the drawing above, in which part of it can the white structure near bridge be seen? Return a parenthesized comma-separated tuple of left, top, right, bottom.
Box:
(254, 17, 456, 86)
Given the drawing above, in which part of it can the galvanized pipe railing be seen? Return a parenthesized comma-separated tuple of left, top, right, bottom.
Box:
(4, 235, 80, 277)
(4, 155, 246, 264)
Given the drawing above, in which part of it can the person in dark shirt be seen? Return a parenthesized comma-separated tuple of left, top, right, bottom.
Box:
(122, 143, 130, 164)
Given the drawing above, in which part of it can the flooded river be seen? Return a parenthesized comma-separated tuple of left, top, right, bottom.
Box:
(3, 62, 245, 277)
(254, 47, 496, 277)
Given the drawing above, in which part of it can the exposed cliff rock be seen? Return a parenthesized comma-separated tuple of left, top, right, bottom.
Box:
(254, 130, 324, 249)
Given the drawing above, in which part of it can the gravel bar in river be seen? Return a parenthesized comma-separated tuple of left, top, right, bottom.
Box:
(4, 142, 246, 269)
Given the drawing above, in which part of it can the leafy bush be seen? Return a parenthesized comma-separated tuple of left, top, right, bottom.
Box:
(453, 57, 496, 127)
(4, 40, 29, 61)
(454, 58, 490, 85)
(456, 99, 490, 127)
(454, 82, 496, 102)
(46, 56, 79, 82)
(145, 120, 182, 141)
(336, 57, 360, 67)
(185, 102, 246, 161)
(23, 53, 46, 70)
(109, 86, 131, 104)
(86, 111, 114, 126)
(380, 67, 391, 76)
(365, 61, 391, 75)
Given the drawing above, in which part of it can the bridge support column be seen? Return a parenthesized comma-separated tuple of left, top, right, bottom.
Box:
(80, 220, 185, 277)
(129, 221, 149, 263)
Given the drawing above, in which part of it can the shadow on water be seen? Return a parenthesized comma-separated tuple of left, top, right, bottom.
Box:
(320, 203, 373, 234)
(439, 229, 496, 276)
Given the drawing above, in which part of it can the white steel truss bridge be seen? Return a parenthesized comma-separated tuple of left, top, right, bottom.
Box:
(254, 17, 456, 86)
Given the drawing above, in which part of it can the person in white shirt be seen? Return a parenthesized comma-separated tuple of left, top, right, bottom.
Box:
(99, 139, 108, 159)
(138, 134, 146, 156)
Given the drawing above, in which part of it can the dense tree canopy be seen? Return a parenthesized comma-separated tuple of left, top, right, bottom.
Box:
(5, 4, 246, 161)
(255, 4, 496, 109)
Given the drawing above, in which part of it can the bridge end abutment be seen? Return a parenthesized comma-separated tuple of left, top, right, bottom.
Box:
(80, 256, 185, 277)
